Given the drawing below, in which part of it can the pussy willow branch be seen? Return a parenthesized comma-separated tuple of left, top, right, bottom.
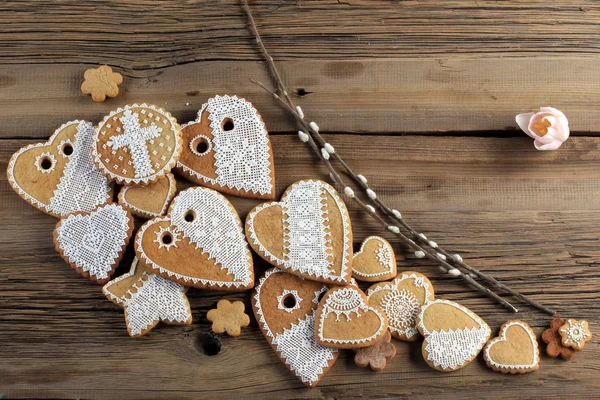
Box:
(241, 0, 555, 316)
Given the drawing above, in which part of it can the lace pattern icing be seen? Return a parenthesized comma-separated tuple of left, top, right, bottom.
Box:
(36, 152, 56, 173)
(277, 289, 302, 313)
(484, 321, 539, 370)
(56, 204, 131, 280)
(253, 269, 337, 386)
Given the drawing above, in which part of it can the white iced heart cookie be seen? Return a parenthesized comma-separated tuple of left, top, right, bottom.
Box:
(252, 268, 338, 388)
(367, 271, 435, 341)
(483, 320, 539, 374)
(245, 179, 353, 285)
(7, 120, 112, 217)
(53, 203, 134, 285)
(315, 285, 389, 349)
(416, 299, 491, 372)
(175, 94, 275, 199)
(352, 236, 397, 282)
(103, 258, 192, 338)
(135, 186, 254, 290)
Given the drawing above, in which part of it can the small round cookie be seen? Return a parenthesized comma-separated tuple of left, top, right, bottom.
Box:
(484, 320, 539, 374)
(92, 104, 182, 185)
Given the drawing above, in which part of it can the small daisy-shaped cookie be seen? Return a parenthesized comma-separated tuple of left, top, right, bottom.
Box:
(81, 65, 123, 102)
(354, 331, 397, 371)
(559, 319, 592, 351)
(207, 299, 250, 337)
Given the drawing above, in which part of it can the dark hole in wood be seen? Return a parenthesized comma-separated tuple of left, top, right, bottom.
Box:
(283, 294, 296, 309)
(221, 118, 234, 131)
(40, 157, 53, 170)
(296, 88, 313, 97)
(197, 333, 221, 356)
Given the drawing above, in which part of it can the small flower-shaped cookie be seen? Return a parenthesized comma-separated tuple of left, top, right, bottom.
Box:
(354, 330, 396, 371)
(559, 319, 592, 351)
(542, 318, 577, 360)
(81, 65, 123, 102)
(207, 299, 250, 337)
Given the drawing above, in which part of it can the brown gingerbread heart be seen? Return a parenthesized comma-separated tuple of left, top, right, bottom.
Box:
(352, 236, 398, 282)
(7, 120, 113, 217)
(175, 94, 275, 199)
(118, 172, 177, 218)
(245, 179, 353, 285)
(315, 285, 388, 349)
(484, 320, 539, 374)
(135, 186, 254, 290)
(252, 268, 338, 388)
(367, 271, 434, 341)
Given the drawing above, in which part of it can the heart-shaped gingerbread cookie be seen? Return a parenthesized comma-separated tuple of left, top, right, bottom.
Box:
(416, 299, 491, 372)
(7, 120, 113, 217)
(118, 172, 177, 218)
(352, 236, 397, 282)
(53, 203, 134, 284)
(175, 95, 275, 199)
(252, 268, 338, 388)
(315, 285, 388, 349)
(484, 320, 539, 374)
(135, 186, 254, 290)
(367, 271, 434, 341)
(246, 179, 353, 285)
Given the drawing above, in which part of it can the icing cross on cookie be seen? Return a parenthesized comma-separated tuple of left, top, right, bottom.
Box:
(108, 109, 163, 178)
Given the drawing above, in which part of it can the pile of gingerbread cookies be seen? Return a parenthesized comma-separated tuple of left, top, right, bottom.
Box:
(7, 77, 593, 388)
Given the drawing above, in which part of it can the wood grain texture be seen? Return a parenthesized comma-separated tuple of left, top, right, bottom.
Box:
(1, 135, 599, 399)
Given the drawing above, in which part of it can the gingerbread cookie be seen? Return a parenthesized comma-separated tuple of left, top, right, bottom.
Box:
(118, 172, 176, 218)
(81, 65, 123, 102)
(484, 320, 539, 374)
(416, 299, 491, 372)
(354, 330, 397, 371)
(7, 120, 112, 217)
(367, 271, 435, 341)
(103, 258, 192, 338)
(53, 203, 134, 284)
(246, 179, 353, 285)
(252, 268, 339, 388)
(91, 104, 182, 185)
(542, 318, 577, 360)
(315, 285, 388, 349)
(175, 95, 275, 199)
(135, 186, 254, 290)
(559, 319, 592, 351)
(352, 236, 397, 282)
(207, 299, 250, 337)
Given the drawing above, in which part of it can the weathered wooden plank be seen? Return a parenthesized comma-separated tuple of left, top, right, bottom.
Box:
(1, 134, 599, 398)
(0, 1, 598, 67)
(1, 57, 599, 136)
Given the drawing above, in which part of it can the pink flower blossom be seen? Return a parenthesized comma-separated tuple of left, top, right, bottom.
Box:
(516, 107, 569, 151)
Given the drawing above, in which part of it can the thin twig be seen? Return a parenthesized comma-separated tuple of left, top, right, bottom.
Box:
(241, 0, 554, 315)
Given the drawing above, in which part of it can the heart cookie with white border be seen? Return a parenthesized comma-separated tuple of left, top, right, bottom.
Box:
(135, 186, 254, 290)
(103, 257, 192, 338)
(245, 179, 352, 285)
(483, 320, 539, 374)
(53, 203, 134, 284)
(7, 120, 113, 217)
(252, 268, 338, 388)
(367, 271, 434, 341)
(92, 103, 182, 186)
(118, 172, 177, 218)
(175, 95, 275, 199)
(416, 299, 491, 372)
(352, 236, 398, 282)
(315, 285, 388, 349)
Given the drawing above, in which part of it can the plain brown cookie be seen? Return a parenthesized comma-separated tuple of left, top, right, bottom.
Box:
(118, 172, 177, 218)
(354, 330, 397, 371)
(542, 318, 577, 360)
(81, 65, 123, 102)
(483, 320, 539, 374)
(207, 299, 250, 337)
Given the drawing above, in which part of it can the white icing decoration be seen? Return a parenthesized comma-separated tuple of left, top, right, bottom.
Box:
(484, 321, 539, 370)
(559, 319, 592, 348)
(35, 152, 56, 173)
(312, 286, 328, 305)
(417, 299, 491, 370)
(56, 204, 131, 280)
(246, 180, 351, 283)
(189, 134, 212, 157)
(253, 269, 337, 386)
(353, 236, 395, 278)
(277, 289, 302, 313)
(154, 226, 181, 251)
(136, 187, 253, 288)
(57, 138, 74, 158)
(366, 272, 433, 339)
(177, 95, 273, 195)
(317, 287, 387, 345)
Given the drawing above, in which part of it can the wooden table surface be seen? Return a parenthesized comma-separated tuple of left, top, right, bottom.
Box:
(1, 1, 599, 399)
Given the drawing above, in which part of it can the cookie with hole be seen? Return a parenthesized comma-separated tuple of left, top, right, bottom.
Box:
(174, 94, 276, 200)
(135, 186, 254, 291)
(7, 120, 113, 218)
(252, 268, 338, 388)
